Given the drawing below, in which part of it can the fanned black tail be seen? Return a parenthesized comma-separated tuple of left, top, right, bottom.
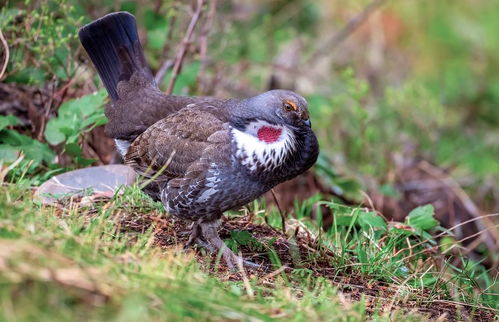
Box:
(78, 12, 154, 101)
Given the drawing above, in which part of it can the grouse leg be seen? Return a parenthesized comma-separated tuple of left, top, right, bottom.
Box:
(198, 219, 260, 270)
(184, 219, 213, 251)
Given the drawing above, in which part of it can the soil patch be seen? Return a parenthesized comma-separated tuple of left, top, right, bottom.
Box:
(114, 210, 497, 321)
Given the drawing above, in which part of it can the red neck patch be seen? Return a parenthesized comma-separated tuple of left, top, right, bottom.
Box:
(257, 126, 282, 143)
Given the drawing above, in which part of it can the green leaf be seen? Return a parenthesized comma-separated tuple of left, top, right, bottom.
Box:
(406, 205, 439, 230)
(0, 144, 20, 163)
(6, 67, 46, 85)
(439, 236, 457, 253)
(333, 214, 357, 227)
(44, 90, 107, 146)
(0, 115, 19, 131)
(83, 114, 108, 129)
(64, 143, 81, 157)
(74, 157, 95, 167)
(44, 118, 66, 145)
(356, 244, 368, 270)
(59, 126, 76, 136)
(21, 140, 55, 164)
(58, 89, 107, 118)
(229, 230, 258, 247)
(147, 28, 168, 50)
(93, 116, 108, 127)
(0, 129, 54, 165)
(0, 129, 29, 146)
(358, 211, 387, 230)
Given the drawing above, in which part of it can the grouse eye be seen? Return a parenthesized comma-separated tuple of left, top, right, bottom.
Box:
(283, 100, 297, 112)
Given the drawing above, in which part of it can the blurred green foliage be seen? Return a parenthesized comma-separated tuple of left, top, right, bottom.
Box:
(44, 89, 107, 166)
(0, 115, 54, 165)
(1, 0, 83, 84)
(0, 89, 107, 180)
(1, 0, 497, 207)
(395, 0, 499, 192)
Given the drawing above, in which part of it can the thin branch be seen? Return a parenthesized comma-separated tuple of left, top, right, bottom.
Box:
(155, 59, 174, 85)
(305, 0, 387, 64)
(198, 0, 217, 94)
(392, 213, 499, 258)
(270, 188, 286, 234)
(419, 160, 499, 252)
(155, 3, 179, 85)
(166, 0, 205, 94)
(0, 29, 9, 80)
(398, 224, 499, 265)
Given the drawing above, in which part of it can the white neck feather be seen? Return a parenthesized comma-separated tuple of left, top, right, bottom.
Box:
(231, 120, 295, 172)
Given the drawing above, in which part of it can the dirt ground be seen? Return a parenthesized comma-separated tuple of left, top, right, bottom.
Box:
(115, 209, 497, 321)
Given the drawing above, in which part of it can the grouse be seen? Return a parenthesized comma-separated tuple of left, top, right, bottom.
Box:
(79, 12, 319, 268)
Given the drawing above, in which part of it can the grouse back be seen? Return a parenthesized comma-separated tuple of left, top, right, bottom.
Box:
(79, 12, 222, 143)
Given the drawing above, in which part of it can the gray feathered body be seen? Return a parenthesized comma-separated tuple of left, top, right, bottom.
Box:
(79, 12, 319, 224)
(123, 81, 319, 222)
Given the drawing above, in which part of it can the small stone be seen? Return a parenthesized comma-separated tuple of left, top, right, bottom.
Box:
(35, 165, 136, 205)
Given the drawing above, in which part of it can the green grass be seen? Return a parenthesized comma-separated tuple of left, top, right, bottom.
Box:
(0, 182, 368, 321)
(0, 177, 496, 321)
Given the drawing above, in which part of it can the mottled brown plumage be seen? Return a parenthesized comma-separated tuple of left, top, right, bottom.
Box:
(79, 12, 319, 269)
(125, 103, 232, 210)
(108, 74, 220, 141)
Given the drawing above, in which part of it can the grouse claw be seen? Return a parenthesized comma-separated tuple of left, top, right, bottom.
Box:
(185, 220, 261, 270)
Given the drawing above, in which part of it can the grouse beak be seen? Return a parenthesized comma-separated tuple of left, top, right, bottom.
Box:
(300, 109, 311, 128)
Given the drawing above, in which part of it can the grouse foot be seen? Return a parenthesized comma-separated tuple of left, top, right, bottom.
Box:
(185, 219, 259, 270)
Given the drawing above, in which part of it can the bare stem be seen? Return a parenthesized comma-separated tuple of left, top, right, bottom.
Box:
(155, 59, 174, 85)
(0, 29, 10, 80)
(306, 0, 386, 64)
(198, 0, 217, 94)
(271, 188, 286, 234)
(155, 3, 179, 85)
(166, 0, 206, 94)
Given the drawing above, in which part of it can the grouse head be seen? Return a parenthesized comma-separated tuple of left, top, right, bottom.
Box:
(229, 89, 318, 177)
(232, 89, 311, 132)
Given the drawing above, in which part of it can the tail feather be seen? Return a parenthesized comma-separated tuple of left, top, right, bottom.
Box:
(78, 12, 154, 101)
